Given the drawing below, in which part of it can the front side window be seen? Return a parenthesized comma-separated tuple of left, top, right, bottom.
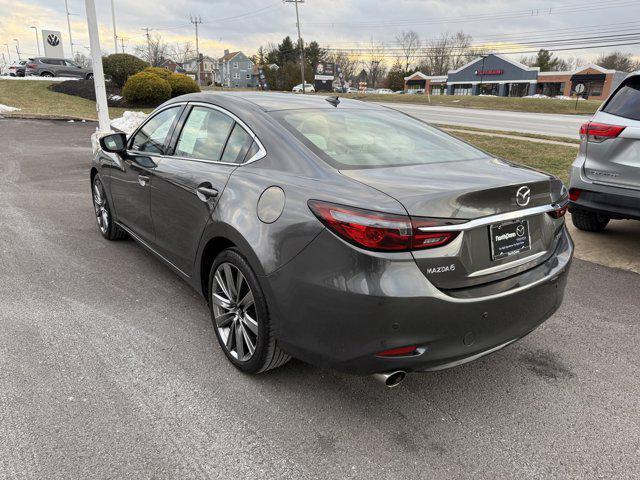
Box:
(174, 106, 234, 160)
(273, 108, 488, 169)
(603, 77, 640, 120)
(130, 106, 181, 154)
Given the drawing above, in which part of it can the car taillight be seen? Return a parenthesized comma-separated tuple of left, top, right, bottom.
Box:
(308, 200, 461, 252)
(548, 205, 568, 219)
(568, 188, 581, 202)
(579, 122, 625, 143)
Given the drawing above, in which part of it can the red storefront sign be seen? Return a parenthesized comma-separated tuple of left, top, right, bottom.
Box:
(474, 69, 504, 76)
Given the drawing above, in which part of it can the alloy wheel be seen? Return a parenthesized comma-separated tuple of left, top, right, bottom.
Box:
(211, 262, 258, 362)
(93, 180, 109, 234)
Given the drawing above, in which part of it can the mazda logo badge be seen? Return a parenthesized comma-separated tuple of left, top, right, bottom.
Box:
(516, 225, 525, 236)
(47, 34, 60, 47)
(516, 186, 531, 207)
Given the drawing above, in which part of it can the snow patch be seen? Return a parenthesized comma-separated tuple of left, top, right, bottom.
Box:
(0, 76, 80, 82)
(0, 103, 20, 113)
(524, 94, 585, 101)
(108, 94, 123, 101)
(110, 111, 148, 134)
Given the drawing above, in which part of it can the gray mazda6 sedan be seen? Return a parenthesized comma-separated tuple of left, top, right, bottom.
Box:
(92, 92, 573, 386)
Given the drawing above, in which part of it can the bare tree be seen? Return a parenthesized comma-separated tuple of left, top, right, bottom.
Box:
(427, 31, 474, 75)
(596, 51, 639, 72)
(365, 40, 387, 88)
(396, 30, 421, 72)
(328, 51, 359, 83)
(169, 41, 195, 64)
(135, 33, 169, 66)
(73, 51, 91, 68)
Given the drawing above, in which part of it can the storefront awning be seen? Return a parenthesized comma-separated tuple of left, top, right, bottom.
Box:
(571, 73, 606, 83)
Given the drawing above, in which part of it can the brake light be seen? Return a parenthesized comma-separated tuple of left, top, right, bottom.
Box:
(579, 122, 625, 143)
(376, 345, 418, 357)
(568, 188, 581, 202)
(308, 200, 461, 252)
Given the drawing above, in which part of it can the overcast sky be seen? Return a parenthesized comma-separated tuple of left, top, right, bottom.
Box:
(1, 0, 639, 64)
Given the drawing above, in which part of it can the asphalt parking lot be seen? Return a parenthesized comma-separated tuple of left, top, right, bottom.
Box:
(1, 118, 639, 479)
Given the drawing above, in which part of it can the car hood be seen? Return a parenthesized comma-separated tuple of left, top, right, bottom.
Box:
(339, 158, 559, 219)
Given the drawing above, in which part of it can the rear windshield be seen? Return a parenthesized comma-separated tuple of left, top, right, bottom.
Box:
(272, 108, 488, 169)
(603, 77, 640, 121)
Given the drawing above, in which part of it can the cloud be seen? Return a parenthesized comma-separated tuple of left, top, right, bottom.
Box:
(1, 0, 639, 63)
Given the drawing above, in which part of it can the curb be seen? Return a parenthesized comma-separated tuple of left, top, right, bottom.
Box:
(0, 112, 97, 122)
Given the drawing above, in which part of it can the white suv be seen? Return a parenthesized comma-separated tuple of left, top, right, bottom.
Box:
(292, 83, 315, 93)
(569, 73, 640, 232)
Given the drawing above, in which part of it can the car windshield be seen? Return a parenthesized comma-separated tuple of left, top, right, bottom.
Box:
(272, 108, 488, 169)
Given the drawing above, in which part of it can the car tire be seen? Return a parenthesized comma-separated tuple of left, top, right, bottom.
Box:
(571, 210, 610, 232)
(208, 248, 291, 374)
(92, 174, 127, 240)
(40, 72, 54, 77)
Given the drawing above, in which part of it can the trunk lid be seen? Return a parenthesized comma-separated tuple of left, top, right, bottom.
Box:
(340, 158, 557, 219)
(340, 158, 567, 290)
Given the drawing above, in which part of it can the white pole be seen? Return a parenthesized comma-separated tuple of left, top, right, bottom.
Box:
(85, 0, 110, 132)
(65, 0, 74, 57)
(30, 26, 41, 56)
(110, 0, 118, 54)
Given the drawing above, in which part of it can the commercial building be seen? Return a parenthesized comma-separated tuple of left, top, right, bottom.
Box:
(404, 54, 628, 100)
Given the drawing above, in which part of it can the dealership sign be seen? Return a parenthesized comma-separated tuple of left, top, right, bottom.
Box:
(475, 69, 504, 76)
(42, 30, 64, 58)
(314, 62, 335, 81)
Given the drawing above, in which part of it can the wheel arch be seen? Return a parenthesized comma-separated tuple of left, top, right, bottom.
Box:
(197, 224, 267, 299)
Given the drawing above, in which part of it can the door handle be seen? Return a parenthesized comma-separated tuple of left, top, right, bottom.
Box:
(138, 174, 150, 186)
(196, 185, 219, 201)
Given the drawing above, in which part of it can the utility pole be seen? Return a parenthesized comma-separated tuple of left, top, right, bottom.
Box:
(30, 26, 41, 56)
(64, 0, 74, 57)
(142, 27, 151, 64)
(120, 36, 125, 54)
(284, 0, 306, 93)
(84, 0, 110, 132)
(13, 39, 21, 61)
(110, 0, 118, 53)
(190, 16, 202, 86)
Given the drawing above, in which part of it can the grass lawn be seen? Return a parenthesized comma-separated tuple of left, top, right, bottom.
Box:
(0, 79, 152, 120)
(437, 124, 581, 145)
(451, 132, 576, 183)
(344, 92, 602, 115)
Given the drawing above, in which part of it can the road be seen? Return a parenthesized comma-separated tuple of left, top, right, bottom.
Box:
(0, 119, 639, 479)
(378, 102, 590, 138)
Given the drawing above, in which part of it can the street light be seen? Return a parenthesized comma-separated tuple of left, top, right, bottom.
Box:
(13, 39, 21, 60)
(478, 54, 489, 96)
(30, 26, 41, 56)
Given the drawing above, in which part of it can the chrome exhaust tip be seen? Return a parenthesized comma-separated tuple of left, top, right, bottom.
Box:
(372, 370, 406, 388)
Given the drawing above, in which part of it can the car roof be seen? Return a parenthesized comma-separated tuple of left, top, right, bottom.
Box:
(169, 91, 384, 112)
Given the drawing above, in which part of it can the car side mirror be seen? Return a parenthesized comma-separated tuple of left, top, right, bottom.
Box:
(99, 132, 127, 154)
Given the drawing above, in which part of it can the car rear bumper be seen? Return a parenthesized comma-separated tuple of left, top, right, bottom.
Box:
(569, 190, 640, 220)
(262, 226, 573, 375)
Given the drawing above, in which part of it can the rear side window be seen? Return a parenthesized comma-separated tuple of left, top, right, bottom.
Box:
(220, 124, 252, 163)
(603, 77, 640, 121)
(130, 106, 181, 154)
(174, 107, 234, 161)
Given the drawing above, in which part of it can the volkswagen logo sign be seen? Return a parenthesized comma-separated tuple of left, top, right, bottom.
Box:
(516, 186, 531, 207)
(47, 34, 60, 47)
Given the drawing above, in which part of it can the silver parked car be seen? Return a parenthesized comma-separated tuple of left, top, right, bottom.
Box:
(25, 57, 93, 79)
(569, 73, 640, 231)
